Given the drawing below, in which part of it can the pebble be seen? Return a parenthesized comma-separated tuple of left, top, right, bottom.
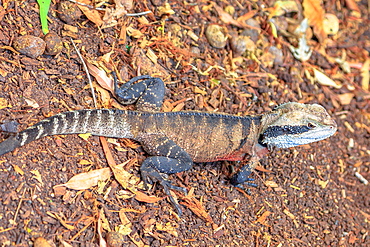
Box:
(33, 237, 52, 247)
(268, 46, 284, 65)
(106, 232, 126, 247)
(205, 24, 228, 49)
(13, 35, 46, 58)
(241, 18, 261, 42)
(230, 35, 256, 56)
(44, 32, 63, 55)
(57, 1, 82, 24)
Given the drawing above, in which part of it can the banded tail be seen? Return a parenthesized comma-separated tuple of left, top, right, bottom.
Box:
(0, 109, 134, 156)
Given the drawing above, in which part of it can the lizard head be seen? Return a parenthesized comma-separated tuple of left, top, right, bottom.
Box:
(260, 102, 337, 149)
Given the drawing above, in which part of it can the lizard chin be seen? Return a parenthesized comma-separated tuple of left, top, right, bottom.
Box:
(261, 124, 337, 149)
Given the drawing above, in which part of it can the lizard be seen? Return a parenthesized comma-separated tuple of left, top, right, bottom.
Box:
(0, 75, 337, 215)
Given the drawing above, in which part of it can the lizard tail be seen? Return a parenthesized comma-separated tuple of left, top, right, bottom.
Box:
(0, 109, 134, 156)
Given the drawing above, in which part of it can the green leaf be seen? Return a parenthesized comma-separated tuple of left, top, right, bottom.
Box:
(37, 0, 51, 35)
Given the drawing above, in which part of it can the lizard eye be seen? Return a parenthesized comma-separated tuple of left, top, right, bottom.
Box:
(307, 123, 316, 129)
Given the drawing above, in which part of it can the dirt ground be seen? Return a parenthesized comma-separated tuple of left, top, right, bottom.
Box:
(0, 0, 369, 246)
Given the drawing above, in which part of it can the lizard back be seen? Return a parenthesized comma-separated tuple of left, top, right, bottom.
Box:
(0, 109, 262, 162)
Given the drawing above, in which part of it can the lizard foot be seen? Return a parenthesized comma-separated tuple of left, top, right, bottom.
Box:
(230, 166, 257, 194)
(141, 170, 187, 216)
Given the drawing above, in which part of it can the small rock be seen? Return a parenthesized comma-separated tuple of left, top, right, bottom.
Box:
(224, 5, 235, 16)
(190, 46, 201, 56)
(44, 32, 63, 55)
(268, 46, 284, 66)
(230, 35, 256, 56)
(33, 237, 53, 247)
(57, 1, 82, 24)
(205, 24, 228, 49)
(13, 35, 46, 58)
(0, 121, 19, 133)
(241, 18, 261, 42)
(106, 232, 125, 247)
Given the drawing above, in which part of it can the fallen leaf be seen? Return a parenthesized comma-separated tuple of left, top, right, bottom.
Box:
(59, 167, 112, 190)
(77, 0, 103, 26)
(265, 180, 279, 188)
(157, 2, 175, 16)
(0, 98, 9, 109)
(24, 97, 39, 108)
(135, 191, 165, 203)
(181, 195, 214, 223)
(100, 137, 136, 190)
(83, 57, 114, 92)
(344, 0, 361, 17)
(212, 2, 243, 28)
(267, 0, 299, 18)
(156, 222, 178, 237)
(254, 211, 271, 226)
(313, 68, 342, 88)
(337, 93, 355, 105)
(303, 0, 327, 43)
(78, 133, 92, 140)
(12, 165, 24, 176)
(31, 170, 43, 186)
(126, 26, 144, 38)
(360, 58, 369, 91)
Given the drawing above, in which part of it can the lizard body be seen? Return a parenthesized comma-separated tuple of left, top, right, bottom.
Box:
(0, 75, 337, 215)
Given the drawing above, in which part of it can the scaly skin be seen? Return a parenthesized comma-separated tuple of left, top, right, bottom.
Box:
(0, 75, 337, 215)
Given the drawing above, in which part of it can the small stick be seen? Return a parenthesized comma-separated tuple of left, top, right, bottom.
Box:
(70, 38, 97, 108)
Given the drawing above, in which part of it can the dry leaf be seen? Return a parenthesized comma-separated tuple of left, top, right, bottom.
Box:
(157, 3, 175, 16)
(303, 0, 327, 43)
(126, 26, 144, 38)
(78, 133, 92, 140)
(77, 0, 103, 26)
(360, 58, 369, 91)
(265, 180, 279, 188)
(236, 10, 258, 24)
(83, 58, 114, 92)
(156, 222, 178, 237)
(0, 98, 9, 109)
(181, 195, 214, 223)
(212, 2, 243, 28)
(24, 97, 39, 108)
(135, 191, 165, 203)
(31, 170, 43, 185)
(337, 93, 355, 105)
(60, 167, 112, 190)
(313, 69, 341, 88)
(267, 0, 299, 18)
(254, 211, 271, 226)
(12, 164, 24, 176)
(344, 0, 361, 17)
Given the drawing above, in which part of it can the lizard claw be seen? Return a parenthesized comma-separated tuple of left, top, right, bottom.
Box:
(141, 171, 186, 216)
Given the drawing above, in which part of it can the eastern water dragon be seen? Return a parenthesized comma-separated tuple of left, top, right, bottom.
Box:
(0, 75, 337, 215)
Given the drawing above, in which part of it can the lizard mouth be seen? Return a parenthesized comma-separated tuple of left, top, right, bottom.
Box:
(259, 124, 337, 149)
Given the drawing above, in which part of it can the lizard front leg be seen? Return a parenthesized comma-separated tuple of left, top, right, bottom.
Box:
(113, 73, 165, 112)
(138, 134, 193, 216)
(230, 156, 259, 189)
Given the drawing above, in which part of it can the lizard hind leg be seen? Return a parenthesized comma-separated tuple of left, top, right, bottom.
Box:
(139, 136, 193, 216)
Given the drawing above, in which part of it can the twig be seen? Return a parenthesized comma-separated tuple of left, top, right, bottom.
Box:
(70, 38, 97, 108)
(67, 0, 105, 10)
(67, 0, 152, 16)
(126, 11, 152, 16)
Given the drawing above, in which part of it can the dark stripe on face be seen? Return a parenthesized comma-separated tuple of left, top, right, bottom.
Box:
(262, 125, 312, 139)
